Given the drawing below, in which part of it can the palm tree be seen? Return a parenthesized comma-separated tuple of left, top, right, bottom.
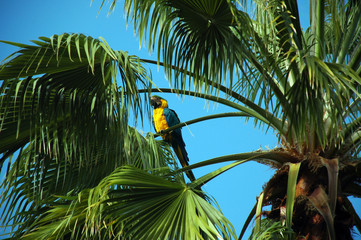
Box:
(1, 0, 361, 239)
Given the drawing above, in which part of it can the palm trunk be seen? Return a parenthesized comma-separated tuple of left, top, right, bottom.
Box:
(263, 159, 353, 239)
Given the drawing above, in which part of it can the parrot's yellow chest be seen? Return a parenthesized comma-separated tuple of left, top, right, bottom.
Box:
(153, 108, 169, 133)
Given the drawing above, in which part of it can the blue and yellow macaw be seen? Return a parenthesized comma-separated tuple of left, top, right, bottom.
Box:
(150, 95, 195, 181)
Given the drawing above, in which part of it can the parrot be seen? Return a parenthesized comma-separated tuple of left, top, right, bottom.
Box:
(150, 95, 195, 181)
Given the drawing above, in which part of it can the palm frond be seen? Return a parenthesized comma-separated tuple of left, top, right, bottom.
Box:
(0, 34, 151, 168)
(18, 166, 236, 240)
(122, 0, 250, 96)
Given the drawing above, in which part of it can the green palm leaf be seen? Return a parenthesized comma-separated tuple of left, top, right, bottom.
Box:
(120, 0, 249, 95)
(20, 166, 236, 240)
(0, 33, 151, 168)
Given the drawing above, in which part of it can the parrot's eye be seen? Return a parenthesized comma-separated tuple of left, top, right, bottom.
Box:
(150, 100, 158, 108)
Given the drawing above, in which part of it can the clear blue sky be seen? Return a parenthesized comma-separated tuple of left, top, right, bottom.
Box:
(0, 1, 360, 239)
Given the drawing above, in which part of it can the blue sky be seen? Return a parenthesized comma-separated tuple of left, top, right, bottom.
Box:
(0, 0, 360, 239)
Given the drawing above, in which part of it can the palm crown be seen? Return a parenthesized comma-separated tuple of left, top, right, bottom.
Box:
(1, 0, 361, 239)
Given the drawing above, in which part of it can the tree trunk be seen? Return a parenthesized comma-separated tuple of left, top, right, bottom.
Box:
(263, 160, 353, 239)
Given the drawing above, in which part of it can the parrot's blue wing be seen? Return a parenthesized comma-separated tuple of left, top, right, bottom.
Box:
(163, 108, 181, 136)
(163, 108, 195, 181)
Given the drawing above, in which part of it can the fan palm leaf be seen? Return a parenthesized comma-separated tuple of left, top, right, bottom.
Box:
(19, 166, 236, 240)
(0, 33, 151, 167)
(120, 0, 250, 95)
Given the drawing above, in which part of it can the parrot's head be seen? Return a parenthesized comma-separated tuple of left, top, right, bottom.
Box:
(150, 95, 168, 109)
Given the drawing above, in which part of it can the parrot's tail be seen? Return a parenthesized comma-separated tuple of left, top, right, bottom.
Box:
(172, 143, 195, 182)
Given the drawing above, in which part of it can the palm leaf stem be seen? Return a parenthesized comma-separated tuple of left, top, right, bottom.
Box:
(189, 160, 247, 189)
(238, 202, 257, 240)
(320, 157, 339, 216)
(310, 0, 317, 55)
(285, 162, 301, 240)
(144, 88, 286, 135)
(153, 112, 250, 138)
(254, 192, 264, 235)
(315, 0, 324, 59)
(178, 150, 299, 175)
